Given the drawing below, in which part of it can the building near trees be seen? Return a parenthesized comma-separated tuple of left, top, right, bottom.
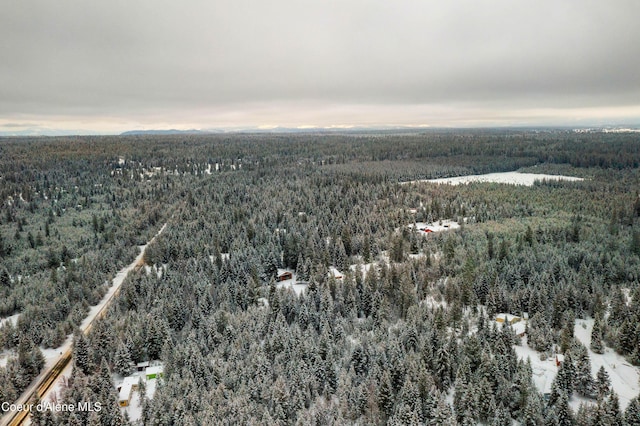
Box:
(145, 365, 163, 380)
(118, 376, 138, 407)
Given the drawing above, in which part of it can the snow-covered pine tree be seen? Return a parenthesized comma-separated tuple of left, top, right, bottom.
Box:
(624, 396, 640, 425)
(596, 366, 611, 398)
(114, 340, 133, 376)
(590, 315, 605, 354)
(572, 341, 595, 397)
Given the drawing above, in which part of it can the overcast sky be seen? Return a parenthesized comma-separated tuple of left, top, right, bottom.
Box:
(1, 0, 639, 134)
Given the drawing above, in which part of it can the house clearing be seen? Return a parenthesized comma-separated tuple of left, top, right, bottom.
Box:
(116, 362, 164, 422)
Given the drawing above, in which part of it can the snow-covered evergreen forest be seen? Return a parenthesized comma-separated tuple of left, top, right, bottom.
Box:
(1, 130, 640, 425)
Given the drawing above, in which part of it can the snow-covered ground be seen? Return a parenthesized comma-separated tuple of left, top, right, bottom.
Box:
(348, 262, 378, 281)
(514, 337, 559, 396)
(407, 171, 584, 186)
(143, 264, 165, 279)
(573, 318, 639, 410)
(0, 313, 22, 366)
(409, 219, 461, 234)
(328, 266, 344, 280)
(0, 313, 20, 328)
(276, 271, 308, 296)
(118, 367, 162, 424)
(513, 318, 639, 411)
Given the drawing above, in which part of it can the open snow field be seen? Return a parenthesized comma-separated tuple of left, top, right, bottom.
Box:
(408, 171, 584, 186)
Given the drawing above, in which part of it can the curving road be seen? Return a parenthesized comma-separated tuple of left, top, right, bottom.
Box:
(0, 223, 167, 426)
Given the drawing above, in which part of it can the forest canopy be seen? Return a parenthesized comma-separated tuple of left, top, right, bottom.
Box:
(1, 130, 640, 425)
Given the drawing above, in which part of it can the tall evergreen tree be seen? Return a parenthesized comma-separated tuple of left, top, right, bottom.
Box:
(624, 396, 640, 426)
(73, 331, 93, 375)
(591, 315, 605, 354)
(596, 366, 611, 398)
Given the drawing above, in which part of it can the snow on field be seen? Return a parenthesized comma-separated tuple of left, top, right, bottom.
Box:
(574, 318, 639, 410)
(407, 171, 584, 186)
(0, 313, 20, 327)
(513, 319, 639, 411)
(144, 264, 165, 279)
(408, 252, 427, 261)
(113, 370, 161, 424)
(349, 262, 378, 281)
(514, 337, 559, 396)
(0, 351, 10, 368)
(276, 271, 308, 296)
(409, 219, 461, 233)
(328, 266, 344, 280)
(420, 295, 448, 310)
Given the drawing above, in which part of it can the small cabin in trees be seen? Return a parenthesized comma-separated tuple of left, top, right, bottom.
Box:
(117, 376, 139, 407)
(145, 365, 164, 380)
(328, 267, 344, 280)
(136, 361, 150, 372)
(496, 314, 521, 324)
(277, 269, 293, 282)
(496, 313, 526, 337)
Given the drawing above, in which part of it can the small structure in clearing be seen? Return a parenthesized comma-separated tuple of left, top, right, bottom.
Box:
(328, 267, 344, 281)
(145, 365, 164, 380)
(118, 376, 139, 407)
(410, 220, 461, 234)
(495, 313, 526, 337)
(277, 269, 293, 282)
(496, 313, 521, 324)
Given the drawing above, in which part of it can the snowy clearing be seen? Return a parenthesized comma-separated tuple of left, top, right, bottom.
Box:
(406, 171, 584, 186)
(118, 370, 161, 424)
(514, 318, 640, 411)
(514, 337, 561, 396)
(348, 262, 379, 281)
(573, 318, 639, 410)
(276, 271, 308, 296)
(0, 313, 20, 328)
(409, 219, 461, 234)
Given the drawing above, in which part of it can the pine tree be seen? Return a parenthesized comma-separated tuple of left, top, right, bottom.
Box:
(572, 342, 595, 397)
(491, 404, 512, 426)
(430, 391, 455, 425)
(435, 344, 451, 390)
(73, 331, 93, 374)
(603, 390, 623, 426)
(379, 370, 395, 418)
(596, 366, 611, 398)
(555, 392, 574, 426)
(0, 268, 10, 287)
(114, 340, 133, 376)
(476, 378, 495, 422)
(591, 315, 605, 354)
(521, 391, 544, 426)
(624, 397, 640, 425)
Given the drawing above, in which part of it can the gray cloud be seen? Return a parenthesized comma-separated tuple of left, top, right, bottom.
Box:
(1, 0, 639, 130)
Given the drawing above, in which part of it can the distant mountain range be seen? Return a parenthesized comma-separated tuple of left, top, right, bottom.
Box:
(1, 125, 639, 137)
(120, 129, 210, 136)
